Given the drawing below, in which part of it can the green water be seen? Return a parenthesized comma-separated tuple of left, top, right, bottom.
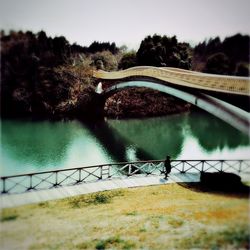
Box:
(1, 110, 249, 176)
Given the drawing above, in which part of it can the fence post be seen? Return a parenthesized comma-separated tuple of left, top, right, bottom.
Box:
(2, 177, 6, 194)
(108, 166, 110, 178)
(181, 161, 185, 173)
(239, 160, 242, 173)
(55, 171, 58, 186)
(220, 160, 224, 172)
(201, 160, 204, 173)
(100, 166, 103, 179)
(128, 164, 131, 176)
(78, 169, 81, 183)
(28, 174, 33, 191)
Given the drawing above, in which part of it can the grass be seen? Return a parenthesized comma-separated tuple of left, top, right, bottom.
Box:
(68, 190, 124, 208)
(0, 183, 249, 249)
(95, 236, 135, 250)
(1, 209, 19, 222)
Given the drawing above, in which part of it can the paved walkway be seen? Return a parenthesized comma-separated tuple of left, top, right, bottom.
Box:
(0, 173, 200, 209)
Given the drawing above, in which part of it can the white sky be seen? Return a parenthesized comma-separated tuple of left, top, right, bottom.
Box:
(0, 0, 249, 49)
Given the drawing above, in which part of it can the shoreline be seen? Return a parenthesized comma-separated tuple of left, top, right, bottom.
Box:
(1, 88, 191, 121)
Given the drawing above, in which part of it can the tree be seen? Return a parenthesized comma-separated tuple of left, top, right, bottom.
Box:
(136, 34, 191, 68)
(91, 51, 118, 71)
(235, 63, 249, 77)
(87, 41, 119, 54)
(204, 52, 230, 75)
(118, 51, 137, 69)
(193, 34, 250, 76)
(222, 34, 250, 63)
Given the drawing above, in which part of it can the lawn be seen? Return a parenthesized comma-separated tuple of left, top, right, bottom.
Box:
(0, 183, 249, 249)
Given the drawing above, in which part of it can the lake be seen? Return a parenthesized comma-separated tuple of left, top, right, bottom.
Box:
(1, 110, 250, 176)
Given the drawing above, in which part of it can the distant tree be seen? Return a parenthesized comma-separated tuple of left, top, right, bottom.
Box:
(194, 41, 206, 56)
(87, 41, 119, 54)
(235, 63, 249, 77)
(204, 52, 230, 75)
(91, 51, 118, 71)
(118, 51, 137, 69)
(52, 36, 70, 60)
(95, 59, 104, 70)
(205, 37, 222, 55)
(193, 33, 250, 76)
(136, 34, 191, 68)
(71, 43, 86, 54)
(222, 34, 250, 63)
(119, 45, 128, 53)
(0, 30, 88, 116)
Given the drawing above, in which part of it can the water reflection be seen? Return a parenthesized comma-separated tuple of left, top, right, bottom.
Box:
(1, 120, 70, 165)
(106, 111, 250, 160)
(1, 110, 249, 176)
(83, 121, 154, 161)
(1, 120, 114, 175)
(106, 114, 187, 159)
(188, 111, 250, 152)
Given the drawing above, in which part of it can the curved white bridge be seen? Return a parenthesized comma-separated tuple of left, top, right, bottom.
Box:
(93, 67, 250, 135)
(94, 66, 250, 96)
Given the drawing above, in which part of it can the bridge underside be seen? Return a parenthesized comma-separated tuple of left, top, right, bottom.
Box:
(101, 80, 250, 135)
(100, 76, 250, 112)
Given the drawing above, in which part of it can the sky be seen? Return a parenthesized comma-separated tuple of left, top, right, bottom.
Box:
(0, 0, 249, 49)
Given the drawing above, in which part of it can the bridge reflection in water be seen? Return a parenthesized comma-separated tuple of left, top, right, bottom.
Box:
(1, 159, 249, 194)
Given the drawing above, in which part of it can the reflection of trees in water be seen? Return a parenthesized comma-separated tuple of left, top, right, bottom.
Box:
(4, 110, 245, 173)
(188, 111, 250, 152)
(107, 114, 186, 160)
(1, 120, 72, 167)
(83, 121, 154, 161)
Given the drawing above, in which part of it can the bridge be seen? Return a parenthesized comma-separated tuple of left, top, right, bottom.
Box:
(93, 66, 250, 134)
(1, 159, 249, 208)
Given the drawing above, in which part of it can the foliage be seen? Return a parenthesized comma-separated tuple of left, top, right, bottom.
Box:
(91, 50, 119, 71)
(95, 236, 135, 250)
(235, 62, 250, 76)
(136, 34, 192, 69)
(1, 30, 249, 119)
(68, 190, 124, 208)
(104, 88, 190, 119)
(85, 41, 119, 54)
(118, 51, 137, 69)
(0, 30, 108, 118)
(204, 52, 230, 75)
(193, 33, 250, 76)
(1, 210, 19, 222)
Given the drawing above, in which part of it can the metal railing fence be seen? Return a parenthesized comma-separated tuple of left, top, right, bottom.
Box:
(1, 160, 249, 194)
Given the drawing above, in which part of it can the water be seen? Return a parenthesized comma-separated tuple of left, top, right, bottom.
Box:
(1, 110, 250, 176)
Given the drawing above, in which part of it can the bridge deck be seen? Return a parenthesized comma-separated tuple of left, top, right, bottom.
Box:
(0, 173, 200, 209)
(93, 66, 250, 96)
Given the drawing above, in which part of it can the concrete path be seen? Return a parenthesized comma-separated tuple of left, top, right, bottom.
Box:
(0, 173, 200, 209)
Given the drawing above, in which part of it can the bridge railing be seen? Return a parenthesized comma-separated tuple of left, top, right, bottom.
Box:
(1, 160, 249, 194)
(94, 66, 250, 96)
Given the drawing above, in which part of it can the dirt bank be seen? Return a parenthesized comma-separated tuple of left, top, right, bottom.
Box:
(104, 87, 191, 118)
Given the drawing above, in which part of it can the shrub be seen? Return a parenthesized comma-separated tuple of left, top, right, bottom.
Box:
(1, 210, 18, 222)
(95, 236, 135, 250)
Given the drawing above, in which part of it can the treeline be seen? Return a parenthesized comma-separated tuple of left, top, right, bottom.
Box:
(119, 35, 192, 69)
(0, 30, 121, 118)
(192, 34, 250, 76)
(119, 33, 250, 76)
(1, 30, 249, 119)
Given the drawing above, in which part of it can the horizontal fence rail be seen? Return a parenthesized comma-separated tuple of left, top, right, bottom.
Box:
(1, 160, 250, 194)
